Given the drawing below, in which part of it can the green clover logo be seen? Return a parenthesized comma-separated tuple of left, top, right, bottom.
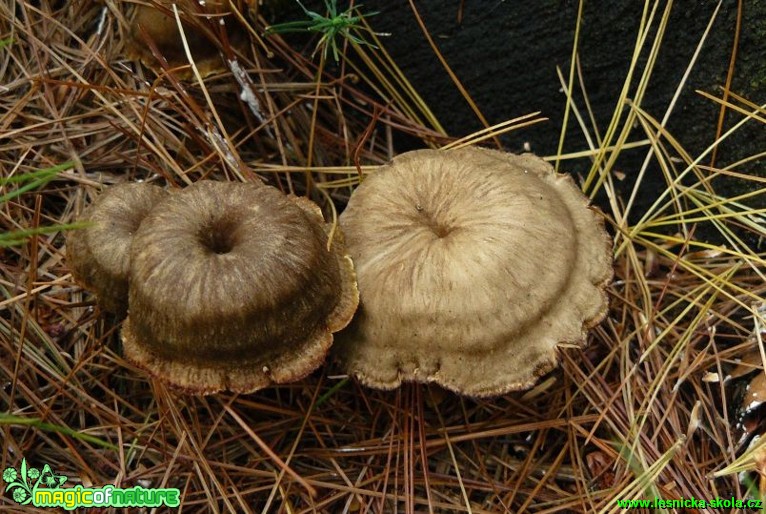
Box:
(12, 488, 28, 503)
(3, 458, 67, 506)
(3, 459, 33, 505)
(2, 467, 17, 483)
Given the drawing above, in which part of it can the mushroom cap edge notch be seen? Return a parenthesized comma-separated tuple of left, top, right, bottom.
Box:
(122, 180, 358, 394)
(335, 147, 613, 397)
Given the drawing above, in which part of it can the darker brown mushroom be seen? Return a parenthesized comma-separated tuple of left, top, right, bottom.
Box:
(121, 180, 358, 394)
(67, 182, 168, 316)
(126, 0, 247, 78)
(335, 147, 613, 397)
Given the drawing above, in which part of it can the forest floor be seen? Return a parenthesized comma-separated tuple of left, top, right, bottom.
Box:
(2, 1, 765, 512)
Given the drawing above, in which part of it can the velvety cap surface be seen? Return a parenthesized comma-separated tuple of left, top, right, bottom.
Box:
(67, 182, 168, 315)
(122, 181, 358, 394)
(336, 147, 613, 396)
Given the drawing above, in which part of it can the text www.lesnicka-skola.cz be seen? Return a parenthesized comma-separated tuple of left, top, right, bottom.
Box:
(616, 497, 762, 509)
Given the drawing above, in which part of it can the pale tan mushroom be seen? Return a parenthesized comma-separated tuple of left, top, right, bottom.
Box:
(67, 183, 169, 316)
(126, 0, 247, 78)
(122, 180, 358, 394)
(335, 147, 613, 397)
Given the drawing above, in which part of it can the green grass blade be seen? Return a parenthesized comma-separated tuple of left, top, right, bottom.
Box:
(0, 414, 117, 450)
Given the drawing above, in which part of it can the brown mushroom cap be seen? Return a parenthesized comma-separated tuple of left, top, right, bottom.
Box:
(335, 147, 613, 397)
(126, 1, 246, 78)
(121, 180, 358, 394)
(67, 183, 169, 316)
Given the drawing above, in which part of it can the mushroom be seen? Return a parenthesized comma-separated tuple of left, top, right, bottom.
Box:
(126, 0, 246, 78)
(121, 180, 358, 394)
(335, 147, 613, 397)
(67, 182, 168, 316)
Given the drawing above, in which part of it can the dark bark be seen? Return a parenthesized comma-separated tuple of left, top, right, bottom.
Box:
(275, 1, 766, 222)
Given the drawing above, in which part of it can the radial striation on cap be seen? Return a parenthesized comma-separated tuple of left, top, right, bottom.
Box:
(122, 180, 358, 394)
(336, 147, 613, 397)
(67, 182, 169, 316)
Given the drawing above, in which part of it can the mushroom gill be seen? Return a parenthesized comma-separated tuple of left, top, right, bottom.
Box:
(335, 147, 613, 397)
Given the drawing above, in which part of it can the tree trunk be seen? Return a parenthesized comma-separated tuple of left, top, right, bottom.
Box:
(278, 1, 766, 220)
